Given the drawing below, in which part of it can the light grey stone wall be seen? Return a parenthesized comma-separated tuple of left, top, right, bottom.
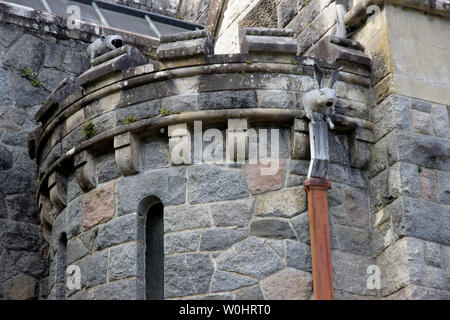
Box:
(34, 52, 377, 299)
(369, 94, 450, 299)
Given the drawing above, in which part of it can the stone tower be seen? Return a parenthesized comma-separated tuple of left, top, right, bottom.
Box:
(0, 0, 448, 300)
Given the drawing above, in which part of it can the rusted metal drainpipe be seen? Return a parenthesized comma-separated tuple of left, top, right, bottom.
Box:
(304, 177, 334, 300)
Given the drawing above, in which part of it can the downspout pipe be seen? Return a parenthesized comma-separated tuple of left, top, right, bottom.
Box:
(335, 0, 347, 37)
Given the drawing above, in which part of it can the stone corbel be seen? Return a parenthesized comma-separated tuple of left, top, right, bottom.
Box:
(168, 123, 191, 165)
(114, 132, 140, 175)
(349, 127, 372, 169)
(48, 171, 67, 211)
(292, 118, 310, 160)
(74, 150, 97, 191)
(38, 194, 58, 229)
(226, 118, 248, 163)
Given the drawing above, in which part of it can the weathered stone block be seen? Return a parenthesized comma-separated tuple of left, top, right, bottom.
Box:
(437, 171, 450, 205)
(187, 166, 248, 203)
(285, 240, 311, 272)
(109, 242, 143, 281)
(335, 225, 371, 255)
(198, 90, 257, 110)
(411, 110, 433, 135)
(250, 218, 297, 240)
(260, 268, 312, 300)
(165, 253, 214, 298)
(234, 285, 265, 300)
(82, 181, 115, 231)
(244, 160, 285, 195)
(200, 228, 248, 251)
(431, 103, 450, 139)
(215, 237, 283, 279)
(254, 187, 307, 217)
(372, 95, 410, 141)
(164, 204, 210, 233)
(424, 242, 442, 268)
(67, 238, 89, 264)
(165, 231, 201, 255)
(95, 278, 143, 300)
(80, 250, 108, 288)
(210, 199, 254, 228)
(66, 196, 83, 239)
(291, 211, 310, 245)
(342, 187, 369, 229)
(96, 213, 142, 250)
(211, 271, 257, 293)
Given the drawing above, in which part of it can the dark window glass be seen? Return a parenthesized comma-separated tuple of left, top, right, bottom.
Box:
(47, 0, 101, 24)
(100, 8, 155, 37)
(6, 0, 45, 11)
(145, 201, 164, 300)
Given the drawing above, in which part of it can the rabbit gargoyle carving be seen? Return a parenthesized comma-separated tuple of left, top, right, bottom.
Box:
(302, 63, 343, 129)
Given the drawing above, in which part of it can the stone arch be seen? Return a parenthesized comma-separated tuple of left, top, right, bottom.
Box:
(137, 195, 164, 300)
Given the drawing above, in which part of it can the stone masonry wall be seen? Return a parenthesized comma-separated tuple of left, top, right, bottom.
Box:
(343, 3, 450, 299)
(0, 1, 158, 300)
(33, 43, 377, 299)
(0, 21, 89, 299)
(369, 95, 450, 299)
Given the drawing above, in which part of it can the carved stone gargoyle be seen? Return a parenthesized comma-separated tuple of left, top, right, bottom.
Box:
(302, 63, 343, 178)
(302, 63, 342, 129)
(87, 34, 123, 60)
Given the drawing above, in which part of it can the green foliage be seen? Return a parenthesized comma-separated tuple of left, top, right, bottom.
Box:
(240, 70, 247, 76)
(31, 78, 41, 87)
(123, 115, 137, 124)
(417, 166, 423, 174)
(305, 0, 311, 6)
(21, 68, 41, 87)
(160, 108, 171, 117)
(82, 120, 97, 139)
(21, 68, 33, 79)
(245, 60, 253, 65)
(290, 60, 299, 66)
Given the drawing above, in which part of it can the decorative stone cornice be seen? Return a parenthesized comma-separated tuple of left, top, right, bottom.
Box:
(345, 0, 450, 27)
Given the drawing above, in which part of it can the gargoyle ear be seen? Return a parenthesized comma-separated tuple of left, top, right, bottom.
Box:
(329, 66, 343, 88)
(313, 63, 324, 88)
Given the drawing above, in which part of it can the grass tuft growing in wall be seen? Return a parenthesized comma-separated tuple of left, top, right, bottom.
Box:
(82, 120, 97, 139)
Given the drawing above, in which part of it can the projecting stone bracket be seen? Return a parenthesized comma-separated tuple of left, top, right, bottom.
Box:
(168, 123, 191, 165)
(311, 35, 371, 67)
(226, 118, 248, 163)
(291, 118, 310, 160)
(48, 171, 67, 211)
(38, 194, 58, 229)
(114, 132, 140, 175)
(74, 150, 97, 191)
(349, 127, 373, 170)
